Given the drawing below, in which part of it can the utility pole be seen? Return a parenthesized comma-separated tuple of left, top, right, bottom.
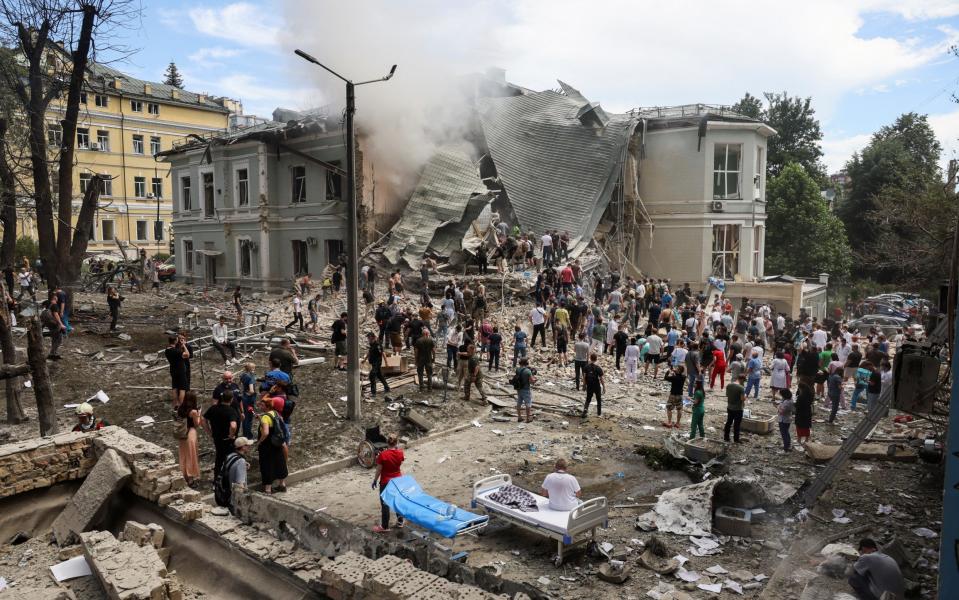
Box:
(295, 49, 396, 421)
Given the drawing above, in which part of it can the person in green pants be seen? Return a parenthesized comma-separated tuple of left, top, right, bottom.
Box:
(690, 378, 706, 439)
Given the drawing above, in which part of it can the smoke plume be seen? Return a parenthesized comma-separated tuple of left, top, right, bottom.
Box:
(279, 1, 503, 210)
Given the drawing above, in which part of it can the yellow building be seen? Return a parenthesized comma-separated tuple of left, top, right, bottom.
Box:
(22, 62, 231, 256)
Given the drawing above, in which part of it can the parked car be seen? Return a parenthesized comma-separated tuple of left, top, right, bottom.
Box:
(847, 315, 909, 338)
(157, 261, 176, 282)
(862, 302, 910, 320)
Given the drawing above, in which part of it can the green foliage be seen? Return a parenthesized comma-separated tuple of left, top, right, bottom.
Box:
(839, 113, 943, 280)
(15, 236, 37, 262)
(764, 163, 851, 279)
(163, 61, 184, 89)
(730, 91, 825, 181)
(731, 92, 763, 119)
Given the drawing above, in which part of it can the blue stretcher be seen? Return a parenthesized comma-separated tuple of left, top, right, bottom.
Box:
(381, 475, 489, 541)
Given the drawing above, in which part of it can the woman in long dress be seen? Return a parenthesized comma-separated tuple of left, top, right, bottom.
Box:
(177, 391, 202, 488)
(770, 351, 789, 400)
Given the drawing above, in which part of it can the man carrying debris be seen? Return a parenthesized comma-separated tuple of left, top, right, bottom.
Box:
(540, 458, 581, 511)
(212, 315, 237, 365)
(848, 538, 904, 600)
(414, 328, 435, 391)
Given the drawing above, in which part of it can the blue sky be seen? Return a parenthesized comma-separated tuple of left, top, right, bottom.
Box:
(116, 1, 959, 175)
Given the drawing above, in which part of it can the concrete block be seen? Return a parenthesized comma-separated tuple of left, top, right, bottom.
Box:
(713, 506, 752, 538)
(52, 448, 132, 546)
(387, 570, 439, 599)
(408, 577, 459, 599)
(81, 529, 177, 600)
(455, 587, 503, 600)
(121, 521, 151, 545)
(366, 560, 419, 597)
(147, 524, 165, 549)
(323, 551, 375, 595)
(167, 501, 204, 521)
(367, 553, 408, 576)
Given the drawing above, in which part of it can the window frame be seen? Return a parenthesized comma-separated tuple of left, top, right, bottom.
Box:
(151, 177, 163, 199)
(201, 169, 215, 218)
(326, 162, 343, 200)
(752, 225, 763, 278)
(134, 176, 146, 198)
(132, 134, 144, 155)
(711, 223, 741, 280)
(79, 92, 87, 104)
(135, 220, 148, 241)
(130, 99, 143, 112)
(76, 128, 90, 149)
(234, 164, 250, 207)
(154, 220, 164, 241)
(150, 136, 161, 156)
(96, 129, 110, 152)
(180, 175, 192, 211)
(182, 239, 194, 273)
(292, 239, 309, 275)
(291, 165, 306, 204)
(754, 146, 764, 194)
(94, 94, 108, 108)
(47, 123, 63, 147)
(147, 103, 160, 115)
(712, 143, 743, 200)
(238, 238, 253, 277)
(99, 174, 112, 197)
(79, 172, 92, 194)
(101, 219, 116, 242)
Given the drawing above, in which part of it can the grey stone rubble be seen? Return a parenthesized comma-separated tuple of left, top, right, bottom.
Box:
(51, 448, 132, 546)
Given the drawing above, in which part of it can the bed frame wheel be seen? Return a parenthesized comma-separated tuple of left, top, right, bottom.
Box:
(357, 440, 376, 468)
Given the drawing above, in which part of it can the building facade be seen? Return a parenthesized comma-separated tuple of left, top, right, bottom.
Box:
(633, 108, 774, 286)
(21, 62, 231, 256)
(162, 119, 350, 290)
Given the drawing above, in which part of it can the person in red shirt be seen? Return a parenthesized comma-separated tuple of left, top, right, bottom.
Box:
(560, 264, 574, 294)
(372, 434, 405, 533)
(710, 347, 728, 390)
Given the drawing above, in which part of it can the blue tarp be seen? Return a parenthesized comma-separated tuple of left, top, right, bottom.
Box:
(380, 475, 488, 539)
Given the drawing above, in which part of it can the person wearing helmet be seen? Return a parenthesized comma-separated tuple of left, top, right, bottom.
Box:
(72, 402, 108, 432)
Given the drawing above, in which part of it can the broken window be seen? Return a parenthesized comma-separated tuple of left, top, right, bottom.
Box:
(239, 240, 252, 277)
(181, 176, 192, 211)
(203, 171, 215, 217)
(183, 240, 194, 273)
(325, 239, 344, 266)
(292, 239, 308, 275)
(101, 219, 115, 241)
(712, 224, 740, 280)
(292, 165, 306, 203)
(326, 162, 343, 200)
(713, 143, 742, 200)
(236, 168, 249, 206)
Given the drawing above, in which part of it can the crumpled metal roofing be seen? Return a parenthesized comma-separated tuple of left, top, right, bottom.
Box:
(382, 147, 488, 268)
(478, 85, 635, 256)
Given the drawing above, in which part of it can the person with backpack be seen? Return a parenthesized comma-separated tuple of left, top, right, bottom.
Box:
(512, 357, 536, 423)
(203, 381, 240, 481)
(372, 433, 405, 533)
(581, 353, 605, 419)
(257, 394, 289, 493)
(215, 437, 253, 514)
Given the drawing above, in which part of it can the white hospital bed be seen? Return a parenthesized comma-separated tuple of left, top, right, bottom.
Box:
(471, 474, 608, 566)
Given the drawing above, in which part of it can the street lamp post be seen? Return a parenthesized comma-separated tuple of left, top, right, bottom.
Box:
(295, 49, 396, 421)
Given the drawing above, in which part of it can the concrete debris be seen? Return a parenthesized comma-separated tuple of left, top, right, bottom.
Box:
(51, 448, 132, 546)
(816, 554, 849, 579)
(80, 530, 181, 600)
(636, 478, 719, 536)
(597, 562, 630, 584)
(820, 543, 859, 558)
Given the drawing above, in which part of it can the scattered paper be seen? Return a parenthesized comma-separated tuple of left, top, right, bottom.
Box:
(23, 380, 31, 388)
(50, 556, 92, 582)
(675, 567, 701, 582)
(913, 527, 938, 538)
(877, 504, 894, 515)
(724, 579, 744, 594)
(690, 536, 720, 550)
(754, 574, 768, 581)
(646, 582, 677, 599)
(437, 456, 450, 464)
(698, 582, 723, 593)
(0, 577, 6, 591)
(833, 517, 852, 524)
(642, 425, 657, 430)
(673, 554, 689, 567)
(853, 465, 873, 472)
(471, 420, 482, 427)
(491, 429, 504, 436)
(134, 416, 155, 424)
(707, 565, 729, 574)
(63, 403, 79, 409)
(339, 396, 347, 402)
(537, 576, 551, 586)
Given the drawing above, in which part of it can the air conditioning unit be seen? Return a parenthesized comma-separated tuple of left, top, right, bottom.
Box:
(711, 200, 725, 212)
(306, 237, 319, 247)
(89, 142, 100, 151)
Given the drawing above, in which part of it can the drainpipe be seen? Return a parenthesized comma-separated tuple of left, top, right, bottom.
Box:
(118, 88, 132, 247)
(257, 143, 269, 286)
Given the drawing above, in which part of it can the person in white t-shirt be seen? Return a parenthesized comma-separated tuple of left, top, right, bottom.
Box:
(644, 332, 664, 377)
(540, 458, 581, 511)
(540, 233, 554, 266)
(529, 305, 547, 348)
(811, 324, 828, 350)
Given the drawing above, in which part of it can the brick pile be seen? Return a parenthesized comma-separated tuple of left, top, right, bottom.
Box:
(0, 430, 96, 499)
(80, 529, 183, 600)
(192, 513, 516, 600)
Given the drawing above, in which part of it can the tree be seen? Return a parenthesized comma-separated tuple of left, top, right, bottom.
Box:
(0, 0, 139, 287)
(730, 91, 825, 180)
(839, 113, 942, 259)
(731, 92, 763, 120)
(764, 163, 851, 278)
(163, 61, 184, 88)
